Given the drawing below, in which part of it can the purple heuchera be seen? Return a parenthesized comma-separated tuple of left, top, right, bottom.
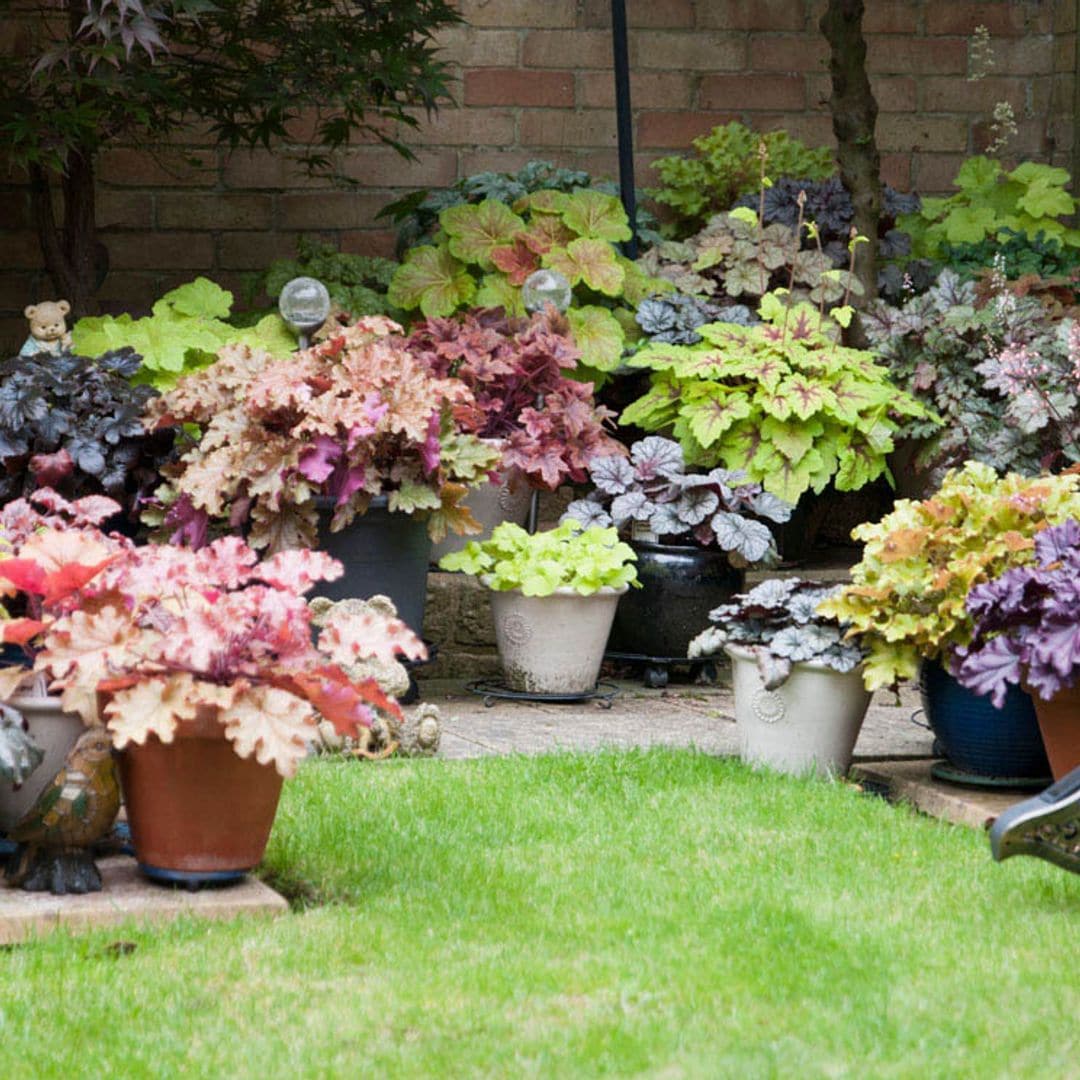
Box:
(955, 518, 1080, 706)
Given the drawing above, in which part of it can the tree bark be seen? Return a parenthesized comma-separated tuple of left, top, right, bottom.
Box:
(820, 0, 881, 320)
(28, 157, 103, 317)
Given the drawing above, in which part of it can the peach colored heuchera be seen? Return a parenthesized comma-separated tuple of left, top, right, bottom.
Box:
(20, 528, 424, 778)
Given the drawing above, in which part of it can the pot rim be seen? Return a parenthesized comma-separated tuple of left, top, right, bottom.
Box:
(626, 537, 736, 559)
(724, 642, 865, 676)
(482, 578, 629, 598)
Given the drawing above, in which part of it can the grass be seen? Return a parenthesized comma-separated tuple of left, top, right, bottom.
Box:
(2, 748, 1079, 1078)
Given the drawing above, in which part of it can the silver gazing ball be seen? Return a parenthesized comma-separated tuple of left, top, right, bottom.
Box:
(522, 269, 572, 314)
(278, 276, 331, 340)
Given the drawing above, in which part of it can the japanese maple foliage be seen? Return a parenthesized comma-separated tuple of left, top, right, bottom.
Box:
(955, 519, 1080, 707)
(34, 536, 426, 778)
(145, 316, 501, 552)
(407, 307, 624, 490)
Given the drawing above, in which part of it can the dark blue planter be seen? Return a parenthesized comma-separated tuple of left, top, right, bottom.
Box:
(919, 659, 1051, 786)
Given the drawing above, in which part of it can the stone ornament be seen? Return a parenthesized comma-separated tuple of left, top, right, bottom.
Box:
(20, 300, 73, 358)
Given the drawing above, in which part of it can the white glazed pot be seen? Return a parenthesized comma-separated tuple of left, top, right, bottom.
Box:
(490, 584, 627, 695)
(726, 645, 871, 777)
(0, 693, 86, 832)
(430, 469, 532, 564)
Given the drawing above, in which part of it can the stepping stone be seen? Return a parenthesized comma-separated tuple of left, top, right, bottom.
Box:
(0, 855, 287, 945)
(852, 759, 1028, 829)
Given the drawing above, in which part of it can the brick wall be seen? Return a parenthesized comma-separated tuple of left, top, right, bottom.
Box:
(1, 0, 1075, 345)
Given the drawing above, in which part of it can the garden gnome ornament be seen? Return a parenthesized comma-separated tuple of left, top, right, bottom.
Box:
(4, 726, 120, 894)
(20, 300, 73, 358)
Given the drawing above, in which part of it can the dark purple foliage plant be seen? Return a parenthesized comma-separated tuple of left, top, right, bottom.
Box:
(955, 519, 1080, 706)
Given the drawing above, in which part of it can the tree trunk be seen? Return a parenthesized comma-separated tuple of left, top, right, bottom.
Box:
(820, 0, 881, 323)
(29, 156, 103, 317)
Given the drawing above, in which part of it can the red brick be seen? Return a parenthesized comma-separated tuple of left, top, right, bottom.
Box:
(96, 191, 154, 230)
(986, 34, 1055, 76)
(158, 193, 273, 230)
(523, 30, 618, 69)
(221, 150, 332, 191)
(583, 0, 694, 29)
(750, 35, 829, 73)
(699, 74, 806, 112)
(217, 232, 301, 271)
(98, 149, 217, 187)
(877, 115, 970, 154)
(632, 31, 746, 71)
(520, 110, 619, 149)
(341, 230, 399, 260)
(1055, 34, 1076, 73)
(465, 68, 574, 107)
(107, 232, 214, 271)
(880, 153, 912, 191)
(866, 37, 969, 76)
(912, 153, 967, 194)
(637, 111, 741, 150)
(278, 192, 388, 231)
(920, 75, 1026, 114)
(434, 27, 521, 68)
(95, 271, 164, 312)
(754, 113, 837, 149)
(458, 0, 576, 28)
(0, 189, 30, 230)
(0, 271, 38, 311)
(0, 316, 30, 351)
(458, 149, 537, 176)
(926, 3, 1029, 37)
(578, 71, 692, 110)
(339, 148, 459, 189)
(862, 2, 920, 35)
(405, 108, 517, 147)
(698, 1, 807, 32)
(3, 231, 44, 269)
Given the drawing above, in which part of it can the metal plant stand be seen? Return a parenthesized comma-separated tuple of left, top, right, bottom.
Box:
(466, 680, 619, 709)
(603, 650, 721, 690)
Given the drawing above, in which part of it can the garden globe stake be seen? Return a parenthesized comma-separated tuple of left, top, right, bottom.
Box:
(521, 269, 573, 534)
(610, 0, 638, 258)
(278, 276, 331, 350)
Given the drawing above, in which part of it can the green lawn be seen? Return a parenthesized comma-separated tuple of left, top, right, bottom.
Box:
(2, 749, 1079, 1078)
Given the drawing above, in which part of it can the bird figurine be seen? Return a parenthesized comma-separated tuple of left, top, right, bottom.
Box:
(5, 726, 120, 894)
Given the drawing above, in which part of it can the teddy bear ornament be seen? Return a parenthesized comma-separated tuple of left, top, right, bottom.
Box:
(20, 300, 73, 358)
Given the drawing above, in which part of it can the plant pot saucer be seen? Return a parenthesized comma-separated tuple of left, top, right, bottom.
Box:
(930, 759, 1052, 791)
(466, 679, 619, 708)
(137, 863, 251, 890)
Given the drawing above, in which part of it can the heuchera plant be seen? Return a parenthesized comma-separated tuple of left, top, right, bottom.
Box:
(145, 317, 502, 552)
(34, 537, 427, 778)
(387, 191, 667, 375)
(407, 307, 624, 489)
(438, 520, 638, 597)
(688, 577, 865, 690)
(0, 346, 173, 525)
(864, 268, 1080, 478)
(818, 462, 1080, 690)
(561, 436, 791, 567)
(954, 519, 1080, 705)
(72, 278, 295, 390)
(621, 292, 929, 503)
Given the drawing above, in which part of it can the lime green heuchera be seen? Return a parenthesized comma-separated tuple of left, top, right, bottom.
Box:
(439, 521, 639, 597)
(621, 292, 930, 503)
(818, 462, 1080, 690)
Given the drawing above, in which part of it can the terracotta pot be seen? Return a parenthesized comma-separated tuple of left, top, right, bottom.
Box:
(1029, 682, 1080, 780)
(117, 705, 284, 884)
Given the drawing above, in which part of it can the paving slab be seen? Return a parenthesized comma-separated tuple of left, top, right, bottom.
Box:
(851, 759, 1031, 829)
(420, 677, 933, 761)
(0, 855, 288, 945)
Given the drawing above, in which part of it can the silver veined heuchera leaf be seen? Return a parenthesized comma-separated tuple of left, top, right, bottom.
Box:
(562, 497, 613, 529)
(711, 511, 775, 563)
(610, 490, 652, 525)
(630, 435, 685, 481)
(674, 486, 719, 526)
(590, 453, 635, 495)
(769, 623, 841, 662)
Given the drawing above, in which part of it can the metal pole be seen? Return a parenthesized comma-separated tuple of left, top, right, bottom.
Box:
(611, 0, 638, 258)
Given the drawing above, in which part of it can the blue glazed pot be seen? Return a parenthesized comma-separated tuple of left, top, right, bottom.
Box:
(919, 658, 1051, 783)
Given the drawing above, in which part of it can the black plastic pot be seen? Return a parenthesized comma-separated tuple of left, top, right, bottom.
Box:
(607, 541, 744, 659)
(313, 495, 432, 635)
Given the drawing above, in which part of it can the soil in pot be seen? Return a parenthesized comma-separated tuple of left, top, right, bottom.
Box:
(606, 541, 743, 660)
(117, 706, 284, 885)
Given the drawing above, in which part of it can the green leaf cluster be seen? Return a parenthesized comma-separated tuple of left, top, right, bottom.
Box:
(261, 238, 401, 320)
(818, 462, 1080, 690)
(71, 278, 296, 390)
(438, 521, 639, 597)
(938, 228, 1080, 283)
(621, 295, 930, 504)
(388, 191, 668, 378)
(901, 157, 1080, 261)
(649, 123, 834, 238)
